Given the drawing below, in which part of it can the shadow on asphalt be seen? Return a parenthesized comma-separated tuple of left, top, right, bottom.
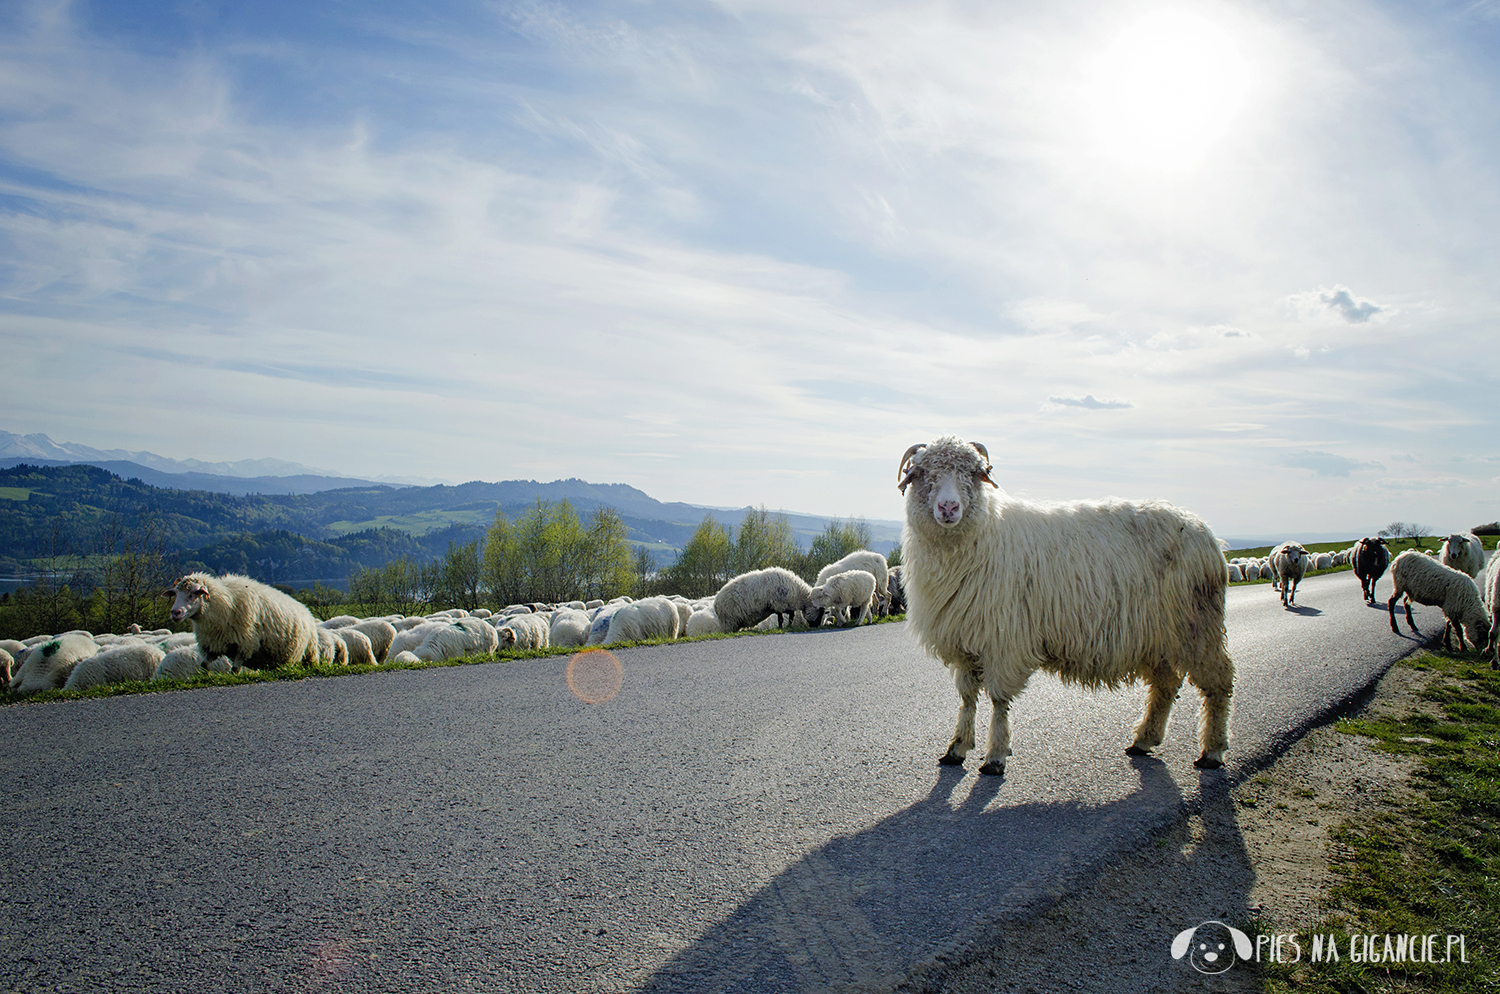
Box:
(635, 757, 1258, 992)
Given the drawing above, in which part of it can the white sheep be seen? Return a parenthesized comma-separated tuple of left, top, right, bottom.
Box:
(319, 615, 360, 629)
(497, 614, 551, 651)
(806, 569, 878, 628)
(1270, 542, 1309, 607)
(1440, 532, 1485, 579)
(400, 617, 499, 663)
(63, 641, 165, 691)
(1388, 550, 1491, 652)
(387, 621, 451, 658)
(549, 608, 593, 648)
(1483, 561, 1500, 667)
(603, 597, 681, 645)
(166, 572, 320, 671)
(315, 627, 349, 666)
(8, 633, 100, 694)
(1351, 536, 1390, 604)
(152, 644, 235, 680)
(1313, 552, 1334, 571)
(1226, 563, 1243, 583)
(0, 646, 12, 686)
(334, 627, 377, 667)
(343, 619, 397, 663)
(815, 551, 889, 607)
(685, 608, 723, 636)
(897, 436, 1234, 775)
(713, 567, 814, 632)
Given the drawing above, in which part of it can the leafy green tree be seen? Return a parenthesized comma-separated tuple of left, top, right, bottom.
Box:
(887, 544, 901, 568)
(803, 518, 873, 581)
(662, 515, 735, 598)
(581, 507, 635, 601)
(732, 506, 799, 575)
(436, 539, 483, 610)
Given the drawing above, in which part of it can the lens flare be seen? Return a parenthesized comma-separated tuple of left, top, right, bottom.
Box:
(567, 649, 623, 704)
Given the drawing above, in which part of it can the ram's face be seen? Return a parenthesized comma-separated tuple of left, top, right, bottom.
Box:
(166, 584, 207, 623)
(898, 439, 996, 529)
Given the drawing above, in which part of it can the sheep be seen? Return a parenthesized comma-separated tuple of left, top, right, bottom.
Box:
(1351, 537, 1391, 604)
(713, 567, 814, 632)
(319, 615, 360, 629)
(497, 614, 551, 651)
(154, 644, 209, 681)
(549, 608, 593, 648)
(603, 597, 680, 645)
(63, 641, 165, 691)
(805, 569, 878, 628)
(1270, 542, 1309, 607)
(8, 633, 100, 694)
(685, 608, 722, 636)
(1388, 550, 1491, 652)
(166, 572, 320, 671)
(1226, 563, 1243, 583)
(1484, 561, 1500, 668)
(388, 621, 451, 658)
(1313, 552, 1334, 571)
(885, 565, 906, 615)
(1441, 532, 1485, 579)
(897, 436, 1234, 774)
(815, 551, 889, 607)
(402, 618, 499, 663)
(315, 627, 349, 666)
(0, 647, 14, 686)
(334, 627, 377, 667)
(341, 618, 396, 663)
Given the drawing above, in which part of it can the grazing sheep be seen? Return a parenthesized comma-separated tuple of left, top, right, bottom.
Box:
(334, 627, 377, 667)
(9, 633, 100, 694)
(1388, 550, 1491, 652)
(713, 567, 814, 632)
(388, 621, 451, 658)
(1226, 563, 1243, 583)
(815, 551, 889, 608)
(403, 618, 499, 663)
(806, 569, 878, 628)
(497, 614, 551, 651)
(1483, 561, 1500, 667)
(1351, 537, 1391, 604)
(319, 615, 360, 629)
(1271, 542, 1309, 607)
(685, 608, 722, 636)
(63, 641, 165, 691)
(339, 619, 395, 663)
(1313, 553, 1334, 571)
(315, 627, 349, 666)
(1441, 532, 1485, 579)
(549, 608, 593, 648)
(604, 597, 681, 645)
(166, 572, 320, 671)
(897, 436, 1234, 774)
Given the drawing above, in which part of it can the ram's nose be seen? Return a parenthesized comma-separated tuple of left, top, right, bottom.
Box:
(935, 500, 962, 524)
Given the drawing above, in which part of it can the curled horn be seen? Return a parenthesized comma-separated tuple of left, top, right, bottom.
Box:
(970, 441, 998, 488)
(897, 444, 925, 494)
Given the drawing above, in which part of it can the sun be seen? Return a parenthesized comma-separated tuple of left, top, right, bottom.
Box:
(1083, 9, 1251, 172)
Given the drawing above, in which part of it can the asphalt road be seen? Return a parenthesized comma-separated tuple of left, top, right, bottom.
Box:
(0, 569, 1446, 993)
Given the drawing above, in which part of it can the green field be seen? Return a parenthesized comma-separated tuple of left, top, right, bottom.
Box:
(0, 487, 31, 502)
(325, 508, 495, 537)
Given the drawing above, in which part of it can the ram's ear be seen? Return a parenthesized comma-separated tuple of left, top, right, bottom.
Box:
(161, 587, 176, 599)
(1170, 925, 1197, 960)
(970, 441, 998, 488)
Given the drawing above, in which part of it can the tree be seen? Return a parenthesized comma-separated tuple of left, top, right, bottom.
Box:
(887, 544, 902, 568)
(1378, 521, 1431, 550)
(662, 515, 735, 598)
(581, 507, 635, 601)
(803, 518, 873, 581)
(436, 539, 483, 611)
(732, 506, 799, 575)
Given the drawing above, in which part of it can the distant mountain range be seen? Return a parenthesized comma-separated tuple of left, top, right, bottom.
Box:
(0, 431, 904, 584)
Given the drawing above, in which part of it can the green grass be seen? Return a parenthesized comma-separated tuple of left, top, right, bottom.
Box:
(1, 611, 909, 705)
(0, 487, 31, 502)
(1262, 649, 1500, 993)
(325, 509, 495, 536)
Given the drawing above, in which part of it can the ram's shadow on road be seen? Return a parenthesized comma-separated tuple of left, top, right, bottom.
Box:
(636, 756, 1262, 993)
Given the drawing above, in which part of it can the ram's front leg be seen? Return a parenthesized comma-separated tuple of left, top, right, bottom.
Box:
(977, 665, 1031, 776)
(940, 662, 982, 766)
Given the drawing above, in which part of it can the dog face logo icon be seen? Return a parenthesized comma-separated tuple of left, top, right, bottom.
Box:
(1171, 920, 1253, 974)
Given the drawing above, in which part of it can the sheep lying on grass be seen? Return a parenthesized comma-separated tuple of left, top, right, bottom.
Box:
(898, 436, 1234, 775)
(9, 633, 99, 694)
(604, 597, 680, 645)
(62, 641, 165, 691)
(1351, 537, 1390, 604)
(1387, 550, 1490, 653)
(166, 573, 320, 671)
(497, 614, 550, 651)
(392, 618, 500, 664)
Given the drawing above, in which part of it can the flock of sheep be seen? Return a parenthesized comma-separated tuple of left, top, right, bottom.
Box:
(4, 434, 1496, 782)
(1, 550, 905, 697)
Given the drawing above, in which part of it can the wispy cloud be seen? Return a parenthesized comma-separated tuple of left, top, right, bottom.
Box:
(1048, 394, 1133, 410)
(1277, 451, 1384, 477)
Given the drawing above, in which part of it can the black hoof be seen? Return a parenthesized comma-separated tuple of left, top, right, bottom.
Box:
(1193, 755, 1225, 770)
(1125, 745, 1150, 757)
(978, 760, 1006, 776)
(938, 753, 965, 766)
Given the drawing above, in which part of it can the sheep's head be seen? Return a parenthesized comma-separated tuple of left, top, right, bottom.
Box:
(898, 436, 997, 528)
(166, 574, 211, 623)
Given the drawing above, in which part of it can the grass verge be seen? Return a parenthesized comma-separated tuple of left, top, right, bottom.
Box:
(1262, 649, 1499, 993)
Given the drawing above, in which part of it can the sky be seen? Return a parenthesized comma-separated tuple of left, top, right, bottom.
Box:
(2, 0, 1499, 540)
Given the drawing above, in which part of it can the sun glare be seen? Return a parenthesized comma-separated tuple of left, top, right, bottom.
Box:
(1084, 9, 1251, 172)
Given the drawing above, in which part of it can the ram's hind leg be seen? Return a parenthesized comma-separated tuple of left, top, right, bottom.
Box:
(1128, 661, 1183, 758)
(941, 663, 982, 766)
